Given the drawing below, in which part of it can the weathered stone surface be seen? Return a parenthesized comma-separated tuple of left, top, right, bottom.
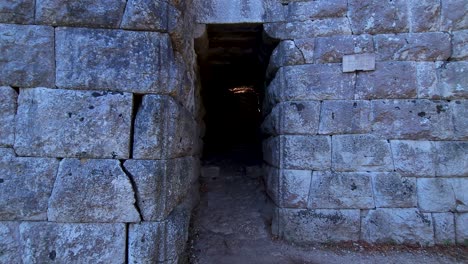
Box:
(264, 18, 351, 39)
(267, 40, 305, 78)
(14, 88, 132, 159)
(449, 178, 468, 212)
(0, 148, 59, 220)
(374, 33, 451, 61)
(372, 173, 417, 208)
(124, 157, 198, 221)
(441, 0, 468, 31)
(362, 209, 434, 245)
(19, 222, 126, 263)
(371, 100, 454, 140)
(318, 100, 372, 135)
(0, 24, 54, 87)
(452, 30, 468, 60)
(417, 178, 456, 212)
(264, 166, 311, 208)
(391, 140, 436, 177)
(262, 101, 320, 135)
(435, 141, 468, 177)
(450, 100, 468, 140)
(408, 0, 441, 32)
(435, 62, 468, 99)
(314, 35, 374, 63)
(286, 0, 347, 21)
(0, 86, 16, 147)
(121, 0, 180, 31)
(273, 208, 360, 243)
(133, 95, 197, 159)
(356, 62, 417, 99)
(263, 136, 331, 170)
(56, 27, 178, 94)
(348, 0, 409, 35)
(309, 171, 375, 209)
(48, 159, 141, 223)
(294, 38, 315, 64)
(332, 135, 393, 172)
(342, 53, 376, 73)
(432, 213, 455, 245)
(416, 62, 439, 99)
(0, 222, 21, 263)
(0, 0, 34, 24)
(455, 213, 468, 244)
(36, 0, 126, 27)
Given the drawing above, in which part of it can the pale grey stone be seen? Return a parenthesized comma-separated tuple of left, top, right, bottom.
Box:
(449, 178, 468, 212)
(308, 171, 375, 209)
(124, 157, 198, 221)
(14, 88, 132, 159)
(264, 18, 351, 39)
(318, 100, 372, 135)
(348, 0, 409, 35)
(0, 148, 59, 220)
(273, 208, 360, 243)
(0, 0, 34, 23)
(441, 0, 468, 31)
(417, 178, 456, 212)
(434, 141, 468, 177)
(56, 27, 178, 94)
(0, 222, 21, 264)
(121, 0, 180, 31)
(372, 173, 417, 208)
(36, 0, 126, 27)
(332, 135, 393, 172)
(450, 100, 468, 140)
(391, 140, 436, 177)
(0, 86, 16, 147)
(408, 0, 441, 32)
(416, 62, 439, 99)
(455, 213, 468, 244)
(262, 101, 320, 135)
(342, 53, 376, 73)
(294, 38, 315, 64)
(315, 35, 374, 64)
(362, 208, 434, 245)
(263, 136, 331, 170)
(452, 30, 468, 60)
(48, 159, 141, 223)
(432, 213, 455, 245)
(0, 24, 54, 87)
(356, 62, 417, 99)
(436, 62, 468, 99)
(19, 222, 126, 263)
(287, 0, 347, 21)
(133, 95, 197, 159)
(267, 40, 305, 78)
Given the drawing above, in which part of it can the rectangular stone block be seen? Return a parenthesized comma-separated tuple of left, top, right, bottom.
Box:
(48, 159, 141, 223)
(432, 213, 456, 245)
(416, 62, 439, 99)
(0, 148, 59, 220)
(19, 222, 126, 263)
(441, 0, 468, 31)
(408, 0, 441, 32)
(449, 178, 468, 213)
(342, 53, 376, 73)
(391, 140, 437, 177)
(264, 18, 351, 39)
(263, 135, 331, 170)
(435, 62, 468, 99)
(0, 222, 21, 264)
(267, 40, 305, 78)
(356, 62, 417, 99)
(451, 100, 468, 140)
(121, 0, 180, 31)
(332, 135, 394, 172)
(374, 33, 451, 61)
(435, 142, 468, 177)
(262, 101, 320, 136)
(455, 213, 468, 244)
(14, 88, 132, 159)
(361, 208, 434, 245)
(314, 35, 374, 64)
(0, 0, 34, 24)
(452, 30, 468, 60)
(318, 100, 372, 135)
(417, 178, 456, 212)
(0, 24, 54, 87)
(372, 173, 417, 208)
(36, 0, 126, 28)
(348, 0, 408, 35)
(56, 27, 177, 94)
(309, 171, 375, 209)
(0, 87, 17, 147)
(273, 208, 360, 243)
(133, 95, 197, 159)
(287, 0, 347, 21)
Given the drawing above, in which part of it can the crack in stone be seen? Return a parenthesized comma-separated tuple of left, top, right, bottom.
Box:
(119, 160, 143, 221)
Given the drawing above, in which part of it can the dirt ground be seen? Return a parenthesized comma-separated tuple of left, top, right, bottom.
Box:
(188, 161, 467, 264)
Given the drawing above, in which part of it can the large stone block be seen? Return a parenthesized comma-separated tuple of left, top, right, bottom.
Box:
(432, 213, 456, 245)
(14, 88, 132, 159)
(374, 33, 451, 61)
(408, 0, 441, 32)
(372, 173, 417, 208)
(0, 24, 54, 87)
(451, 100, 468, 140)
(35, 0, 126, 27)
(121, 0, 180, 31)
(263, 135, 331, 170)
(0, 148, 59, 220)
(435, 141, 468, 177)
(441, 0, 468, 31)
(273, 208, 360, 243)
(0, 86, 16, 147)
(332, 135, 393, 172)
(264, 18, 351, 39)
(435, 62, 468, 99)
(361, 208, 434, 245)
(455, 213, 468, 244)
(56, 27, 178, 94)
(314, 35, 374, 63)
(348, 0, 408, 35)
(391, 140, 436, 177)
(133, 95, 197, 159)
(449, 178, 468, 212)
(124, 157, 198, 221)
(286, 0, 347, 21)
(356, 62, 417, 99)
(0, 0, 34, 24)
(309, 171, 375, 209)
(262, 101, 320, 135)
(0, 222, 21, 263)
(318, 100, 372, 135)
(48, 159, 141, 223)
(266, 40, 305, 78)
(452, 30, 468, 60)
(19, 222, 126, 263)
(417, 178, 456, 212)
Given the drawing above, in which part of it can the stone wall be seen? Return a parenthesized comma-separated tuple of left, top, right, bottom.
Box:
(0, 0, 201, 263)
